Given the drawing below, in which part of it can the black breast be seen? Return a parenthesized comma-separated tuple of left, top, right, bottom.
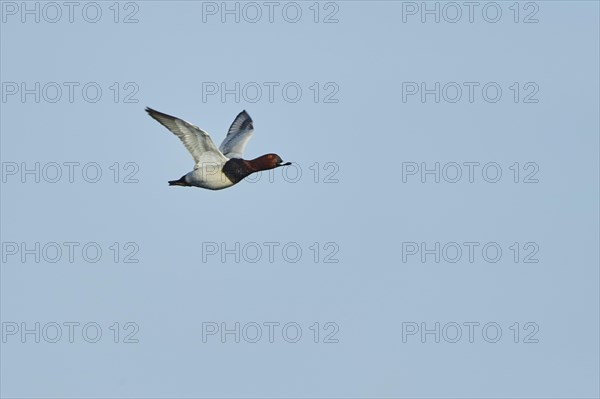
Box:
(222, 158, 253, 184)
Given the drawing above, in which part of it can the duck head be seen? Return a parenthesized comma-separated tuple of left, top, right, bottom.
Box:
(249, 153, 292, 172)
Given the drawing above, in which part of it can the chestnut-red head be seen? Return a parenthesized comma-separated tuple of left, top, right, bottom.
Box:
(248, 153, 292, 172)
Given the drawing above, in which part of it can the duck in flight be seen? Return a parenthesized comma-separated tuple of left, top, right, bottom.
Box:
(146, 108, 291, 190)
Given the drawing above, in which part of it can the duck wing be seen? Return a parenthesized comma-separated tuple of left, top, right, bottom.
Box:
(146, 107, 227, 166)
(219, 110, 254, 159)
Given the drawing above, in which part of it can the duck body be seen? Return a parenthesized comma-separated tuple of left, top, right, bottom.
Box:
(146, 108, 290, 190)
(168, 166, 234, 190)
(169, 158, 253, 190)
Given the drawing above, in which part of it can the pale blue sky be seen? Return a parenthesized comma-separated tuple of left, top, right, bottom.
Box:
(1, 1, 599, 398)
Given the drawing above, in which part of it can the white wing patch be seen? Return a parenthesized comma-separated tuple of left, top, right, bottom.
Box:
(146, 107, 227, 166)
(219, 110, 254, 159)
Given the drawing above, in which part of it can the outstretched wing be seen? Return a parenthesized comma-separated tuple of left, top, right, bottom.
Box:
(219, 110, 254, 159)
(146, 107, 227, 166)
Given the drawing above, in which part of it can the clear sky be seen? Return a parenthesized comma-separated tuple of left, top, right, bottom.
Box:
(1, 1, 599, 398)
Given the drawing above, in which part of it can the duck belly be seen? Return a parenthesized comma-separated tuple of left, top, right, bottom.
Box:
(187, 166, 235, 190)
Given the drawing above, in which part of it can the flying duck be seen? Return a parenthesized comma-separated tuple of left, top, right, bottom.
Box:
(146, 107, 291, 190)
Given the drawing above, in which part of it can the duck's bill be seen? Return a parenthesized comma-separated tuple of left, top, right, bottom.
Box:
(277, 161, 292, 167)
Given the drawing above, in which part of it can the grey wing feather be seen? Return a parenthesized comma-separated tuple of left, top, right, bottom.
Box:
(146, 107, 227, 166)
(219, 110, 254, 159)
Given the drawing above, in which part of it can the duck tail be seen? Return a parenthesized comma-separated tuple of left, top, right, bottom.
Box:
(168, 175, 191, 187)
